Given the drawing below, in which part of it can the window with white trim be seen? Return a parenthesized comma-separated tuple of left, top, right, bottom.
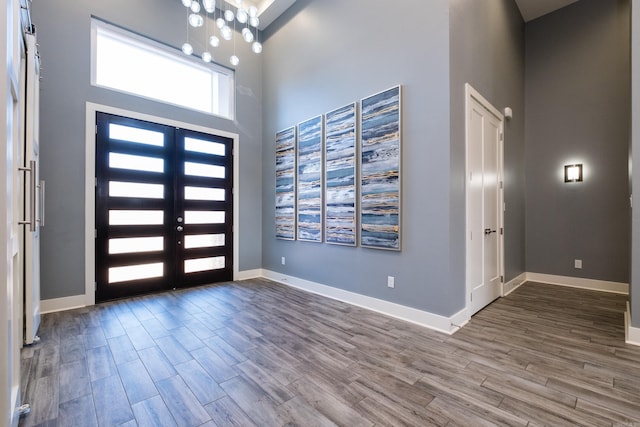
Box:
(91, 19, 234, 119)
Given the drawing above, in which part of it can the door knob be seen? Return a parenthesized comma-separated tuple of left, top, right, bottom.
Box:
(484, 228, 496, 235)
(177, 216, 183, 223)
(176, 225, 184, 232)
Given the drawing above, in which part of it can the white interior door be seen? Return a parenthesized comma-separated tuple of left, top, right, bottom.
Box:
(465, 84, 504, 316)
(2, 0, 24, 425)
(22, 32, 41, 345)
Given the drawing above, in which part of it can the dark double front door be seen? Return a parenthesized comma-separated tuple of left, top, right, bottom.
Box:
(95, 112, 233, 301)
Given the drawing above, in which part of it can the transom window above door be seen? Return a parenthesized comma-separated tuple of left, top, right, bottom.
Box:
(90, 18, 235, 119)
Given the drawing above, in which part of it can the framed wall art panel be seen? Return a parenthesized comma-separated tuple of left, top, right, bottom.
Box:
(324, 103, 357, 246)
(275, 126, 296, 240)
(360, 85, 402, 250)
(296, 115, 323, 242)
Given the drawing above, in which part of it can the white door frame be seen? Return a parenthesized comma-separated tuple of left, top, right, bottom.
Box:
(84, 103, 240, 307)
(464, 83, 505, 317)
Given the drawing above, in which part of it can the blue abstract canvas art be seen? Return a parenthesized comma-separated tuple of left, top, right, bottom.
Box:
(325, 103, 357, 246)
(297, 115, 323, 242)
(275, 126, 296, 240)
(360, 86, 401, 250)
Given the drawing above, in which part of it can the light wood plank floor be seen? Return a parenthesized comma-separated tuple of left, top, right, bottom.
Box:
(19, 279, 640, 426)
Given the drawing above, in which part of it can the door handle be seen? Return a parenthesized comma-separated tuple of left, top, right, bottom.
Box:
(177, 225, 184, 232)
(38, 180, 45, 228)
(484, 228, 496, 235)
(19, 160, 37, 232)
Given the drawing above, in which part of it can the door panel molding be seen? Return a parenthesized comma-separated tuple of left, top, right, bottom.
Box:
(464, 83, 505, 318)
(85, 103, 239, 306)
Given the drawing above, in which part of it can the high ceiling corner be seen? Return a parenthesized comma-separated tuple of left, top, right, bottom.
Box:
(223, 0, 297, 29)
(514, 0, 579, 22)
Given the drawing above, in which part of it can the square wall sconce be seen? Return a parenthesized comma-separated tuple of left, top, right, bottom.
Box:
(564, 164, 583, 182)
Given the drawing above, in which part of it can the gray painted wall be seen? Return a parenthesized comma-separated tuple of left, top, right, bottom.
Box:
(32, 0, 264, 300)
(261, 0, 523, 316)
(525, 0, 631, 283)
(450, 0, 526, 283)
(262, 0, 459, 316)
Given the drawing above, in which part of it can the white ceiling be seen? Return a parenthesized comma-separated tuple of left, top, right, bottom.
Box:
(223, 0, 297, 30)
(222, 0, 579, 31)
(514, 0, 580, 22)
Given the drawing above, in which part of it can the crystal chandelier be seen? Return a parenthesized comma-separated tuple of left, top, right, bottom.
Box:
(180, 0, 262, 67)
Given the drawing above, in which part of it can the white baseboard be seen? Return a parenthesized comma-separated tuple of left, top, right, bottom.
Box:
(261, 269, 461, 335)
(503, 272, 527, 296)
(40, 294, 89, 314)
(238, 269, 264, 280)
(625, 302, 640, 346)
(526, 272, 628, 295)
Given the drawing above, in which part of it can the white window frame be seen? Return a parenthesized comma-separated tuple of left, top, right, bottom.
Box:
(90, 18, 235, 120)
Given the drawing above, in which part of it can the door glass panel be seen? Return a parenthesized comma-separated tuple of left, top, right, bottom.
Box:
(185, 137, 226, 156)
(184, 186, 225, 201)
(109, 210, 164, 225)
(184, 211, 225, 224)
(184, 234, 225, 249)
(184, 162, 225, 178)
(184, 256, 225, 273)
(109, 123, 164, 146)
(109, 262, 164, 283)
(109, 152, 164, 173)
(109, 181, 164, 199)
(109, 236, 164, 254)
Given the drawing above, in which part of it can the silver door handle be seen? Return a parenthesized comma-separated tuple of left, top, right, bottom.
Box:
(484, 228, 496, 235)
(38, 180, 45, 228)
(19, 160, 36, 232)
(177, 226, 184, 232)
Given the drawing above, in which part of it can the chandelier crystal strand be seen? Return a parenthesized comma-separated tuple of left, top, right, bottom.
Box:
(252, 20, 262, 54)
(182, 4, 193, 55)
(202, 3, 212, 62)
(230, 16, 239, 66)
(209, 1, 220, 48)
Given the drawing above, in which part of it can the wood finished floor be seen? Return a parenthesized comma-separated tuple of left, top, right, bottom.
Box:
(18, 279, 640, 426)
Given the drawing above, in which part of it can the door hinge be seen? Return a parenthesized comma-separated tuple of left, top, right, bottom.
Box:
(500, 228, 503, 235)
(95, 125, 98, 135)
(500, 133, 504, 141)
(94, 229, 97, 238)
(500, 275, 504, 283)
(95, 177, 98, 187)
(94, 282, 97, 291)
(500, 181, 503, 189)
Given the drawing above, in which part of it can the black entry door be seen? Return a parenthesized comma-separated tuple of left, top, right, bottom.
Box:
(95, 112, 233, 302)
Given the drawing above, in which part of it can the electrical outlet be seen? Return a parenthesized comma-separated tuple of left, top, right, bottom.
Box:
(574, 259, 582, 269)
(281, 257, 286, 265)
(387, 276, 395, 288)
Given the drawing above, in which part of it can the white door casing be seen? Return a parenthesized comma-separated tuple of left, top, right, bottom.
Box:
(85, 103, 241, 308)
(465, 83, 505, 317)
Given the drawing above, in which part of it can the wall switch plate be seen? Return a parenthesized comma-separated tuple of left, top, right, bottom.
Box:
(387, 276, 395, 288)
(574, 259, 582, 269)
(281, 257, 286, 265)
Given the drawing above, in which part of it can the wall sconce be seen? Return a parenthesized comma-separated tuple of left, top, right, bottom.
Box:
(564, 164, 583, 182)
